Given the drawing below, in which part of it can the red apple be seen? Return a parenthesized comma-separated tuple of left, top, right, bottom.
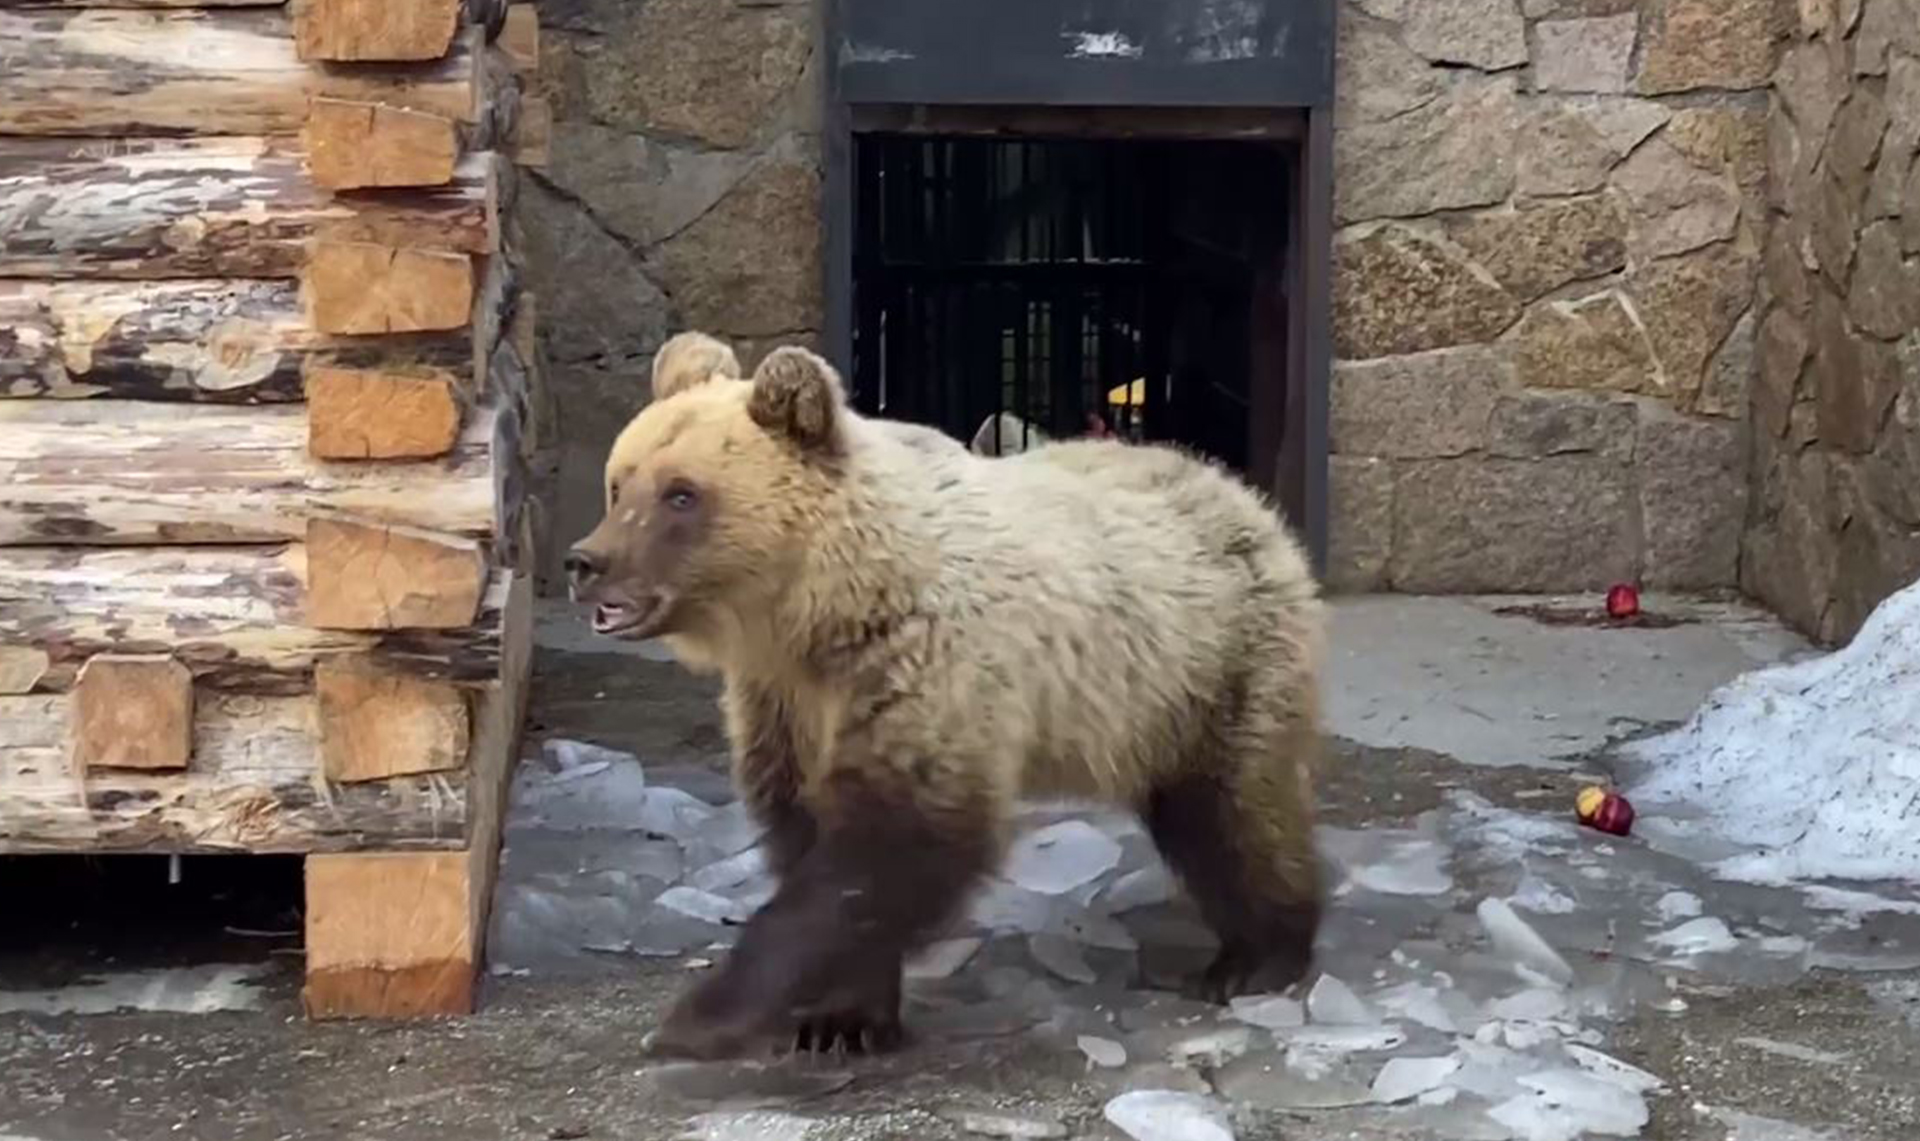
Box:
(1606, 583, 1641, 620)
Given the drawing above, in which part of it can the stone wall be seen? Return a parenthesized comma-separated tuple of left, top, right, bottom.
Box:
(1326, 0, 1780, 594)
(1743, 0, 1920, 643)
(527, 0, 822, 589)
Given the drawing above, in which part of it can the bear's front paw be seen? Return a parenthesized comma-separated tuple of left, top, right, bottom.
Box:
(642, 975, 779, 1061)
(792, 1007, 902, 1058)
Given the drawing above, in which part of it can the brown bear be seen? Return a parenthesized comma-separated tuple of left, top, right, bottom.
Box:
(567, 336, 1326, 1060)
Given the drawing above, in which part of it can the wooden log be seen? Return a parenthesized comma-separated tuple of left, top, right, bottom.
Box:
(316, 657, 470, 783)
(306, 365, 464, 460)
(0, 647, 48, 695)
(302, 569, 529, 1019)
(0, 691, 468, 854)
(462, 568, 531, 985)
(306, 517, 488, 630)
(500, 5, 537, 73)
(307, 240, 474, 335)
(0, 279, 472, 404)
(0, 9, 478, 138)
(0, 401, 499, 545)
(305, 99, 458, 191)
(294, 0, 460, 62)
(71, 653, 193, 771)
(0, 139, 501, 279)
(302, 850, 475, 1017)
(0, 545, 508, 694)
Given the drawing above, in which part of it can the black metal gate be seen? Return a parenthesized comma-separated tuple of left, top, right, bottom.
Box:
(850, 135, 1167, 451)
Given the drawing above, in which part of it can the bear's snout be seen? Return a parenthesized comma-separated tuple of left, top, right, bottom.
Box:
(564, 546, 607, 596)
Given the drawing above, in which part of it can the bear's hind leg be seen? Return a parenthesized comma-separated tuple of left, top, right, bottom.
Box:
(1142, 711, 1322, 1003)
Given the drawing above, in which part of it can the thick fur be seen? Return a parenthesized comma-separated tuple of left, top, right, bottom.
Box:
(569, 336, 1325, 1061)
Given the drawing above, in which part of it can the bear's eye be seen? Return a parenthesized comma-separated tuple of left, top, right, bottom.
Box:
(608, 483, 620, 507)
(662, 482, 699, 512)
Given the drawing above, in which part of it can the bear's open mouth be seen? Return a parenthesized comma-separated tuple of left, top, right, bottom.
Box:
(592, 598, 661, 637)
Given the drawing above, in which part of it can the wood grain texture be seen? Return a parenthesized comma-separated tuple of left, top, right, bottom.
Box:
(0, 9, 477, 137)
(306, 240, 474, 335)
(463, 568, 531, 974)
(500, 5, 537, 73)
(302, 850, 475, 1017)
(0, 138, 499, 279)
(71, 653, 192, 771)
(0, 279, 472, 404)
(0, 401, 499, 545)
(305, 99, 457, 190)
(306, 517, 488, 630)
(316, 657, 470, 783)
(0, 544, 508, 694)
(306, 365, 463, 460)
(294, 0, 462, 62)
(0, 691, 469, 854)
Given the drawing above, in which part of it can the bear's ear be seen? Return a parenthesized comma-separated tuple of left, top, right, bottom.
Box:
(748, 346, 847, 454)
(652, 331, 741, 401)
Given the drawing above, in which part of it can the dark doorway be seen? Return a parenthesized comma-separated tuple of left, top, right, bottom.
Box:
(849, 133, 1293, 484)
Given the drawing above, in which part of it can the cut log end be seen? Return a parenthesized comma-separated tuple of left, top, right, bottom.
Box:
(306, 240, 474, 335)
(316, 658, 471, 783)
(295, 0, 463, 62)
(303, 851, 476, 1018)
(306, 366, 463, 459)
(306, 516, 488, 630)
(304, 98, 458, 190)
(500, 5, 538, 73)
(513, 96, 550, 169)
(72, 654, 193, 771)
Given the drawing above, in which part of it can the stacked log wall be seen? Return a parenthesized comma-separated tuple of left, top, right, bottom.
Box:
(0, 0, 547, 1019)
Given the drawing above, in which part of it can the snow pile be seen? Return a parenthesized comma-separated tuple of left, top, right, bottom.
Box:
(1623, 576, 1920, 884)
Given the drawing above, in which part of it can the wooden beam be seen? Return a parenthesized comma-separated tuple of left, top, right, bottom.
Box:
(305, 99, 458, 191)
(303, 850, 475, 1017)
(307, 240, 474, 335)
(0, 139, 500, 279)
(0, 401, 498, 545)
(316, 657, 470, 783)
(71, 654, 192, 771)
(464, 568, 532, 983)
(306, 366, 464, 460)
(294, 0, 462, 62)
(0, 9, 477, 138)
(0, 279, 472, 404)
(0, 691, 469, 854)
(500, 5, 538, 73)
(0, 648, 48, 696)
(306, 517, 488, 630)
(0, 545, 510, 695)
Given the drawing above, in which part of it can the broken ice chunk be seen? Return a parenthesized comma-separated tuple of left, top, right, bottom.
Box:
(1650, 916, 1738, 956)
(970, 879, 1055, 933)
(1477, 898, 1575, 985)
(1005, 821, 1124, 895)
(1564, 1043, 1665, 1094)
(637, 786, 722, 843)
(934, 1107, 1068, 1139)
(508, 740, 651, 830)
(1489, 987, 1569, 1021)
(1655, 890, 1703, 923)
(1214, 1052, 1375, 1110)
(1028, 933, 1098, 984)
(1508, 871, 1578, 915)
(1371, 1055, 1461, 1104)
(1104, 864, 1176, 913)
(1372, 981, 1459, 1034)
(1306, 974, 1379, 1025)
(1228, 993, 1305, 1030)
(1167, 1026, 1255, 1069)
(655, 886, 751, 926)
(1078, 1034, 1129, 1069)
(1350, 838, 1454, 897)
(689, 848, 767, 893)
(1489, 1068, 1649, 1140)
(1102, 1090, 1235, 1141)
(904, 937, 983, 981)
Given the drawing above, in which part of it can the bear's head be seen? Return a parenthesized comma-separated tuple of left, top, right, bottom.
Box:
(566, 334, 851, 642)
